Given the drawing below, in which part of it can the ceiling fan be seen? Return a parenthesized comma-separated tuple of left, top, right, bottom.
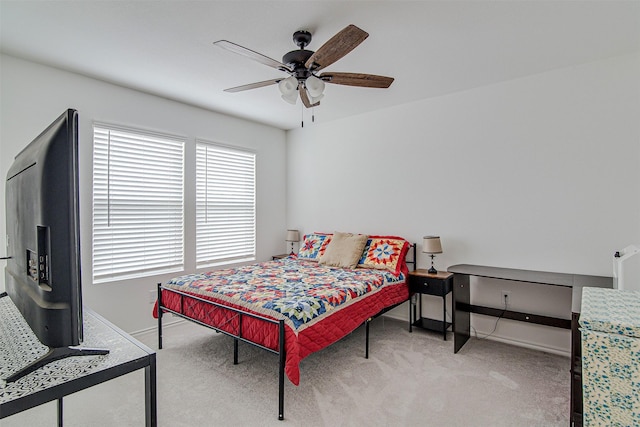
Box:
(214, 24, 394, 108)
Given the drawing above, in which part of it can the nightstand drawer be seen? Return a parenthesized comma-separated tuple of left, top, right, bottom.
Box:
(409, 276, 451, 296)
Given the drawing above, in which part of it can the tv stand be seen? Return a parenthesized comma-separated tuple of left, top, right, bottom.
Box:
(1, 294, 157, 426)
(6, 344, 109, 383)
(0, 292, 110, 383)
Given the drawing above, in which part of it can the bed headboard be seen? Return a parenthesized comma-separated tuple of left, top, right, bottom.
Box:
(406, 243, 417, 272)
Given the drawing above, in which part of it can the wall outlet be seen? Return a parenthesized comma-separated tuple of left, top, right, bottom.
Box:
(149, 290, 156, 304)
(501, 290, 511, 308)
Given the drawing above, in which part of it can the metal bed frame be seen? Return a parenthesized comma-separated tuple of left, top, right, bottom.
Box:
(156, 244, 416, 420)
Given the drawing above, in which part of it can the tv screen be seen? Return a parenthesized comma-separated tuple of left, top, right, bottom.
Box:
(4, 109, 83, 348)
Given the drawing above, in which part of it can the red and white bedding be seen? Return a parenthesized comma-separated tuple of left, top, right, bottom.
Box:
(153, 256, 409, 385)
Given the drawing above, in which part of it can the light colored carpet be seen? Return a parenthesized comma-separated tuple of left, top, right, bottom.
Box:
(3, 317, 569, 426)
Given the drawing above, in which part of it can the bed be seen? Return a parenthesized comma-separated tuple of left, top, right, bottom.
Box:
(153, 232, 415, 420)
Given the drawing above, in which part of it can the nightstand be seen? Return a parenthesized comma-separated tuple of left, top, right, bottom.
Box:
(272, 254, 289, 260)
(408, 269, 453, 340)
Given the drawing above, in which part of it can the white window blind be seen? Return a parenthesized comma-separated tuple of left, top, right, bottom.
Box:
(196, 141, 256, 268)
(92, 124, 184, 283)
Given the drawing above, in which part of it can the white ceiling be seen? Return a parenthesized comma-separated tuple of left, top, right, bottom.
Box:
(1, 1, 639, 130)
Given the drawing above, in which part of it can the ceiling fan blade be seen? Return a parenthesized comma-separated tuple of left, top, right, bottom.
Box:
(224, 78, 282, 93)
(214, 40, 292, 72)
(320, 72, 394, 88)
(299, 86, 320, 108)
(305, 25, 369, 71)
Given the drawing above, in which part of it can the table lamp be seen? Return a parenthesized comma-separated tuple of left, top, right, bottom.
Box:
(286, 229, 300, 255)
(422, 236, 443, 274)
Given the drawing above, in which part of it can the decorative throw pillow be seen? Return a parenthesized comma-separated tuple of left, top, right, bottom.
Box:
(297, 233, 332, 261)
(358, 236, 410, 275)
(318, 232, 369, 269)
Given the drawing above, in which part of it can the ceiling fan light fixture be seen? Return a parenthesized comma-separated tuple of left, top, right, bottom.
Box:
(279, 76, 298, 95)
(281, 92, 298, 105)
(306, 75, 325, 98)
(308, 91, 324, 104)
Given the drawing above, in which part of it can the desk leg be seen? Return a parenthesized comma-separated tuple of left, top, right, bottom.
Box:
(453, 273, 470, 353)
(408, 296, 413, 332)
(145, 354, 157, 427)
(412, 295, 417, 331)
(58, 397, 63, 427)
(442, 294, 447, 341)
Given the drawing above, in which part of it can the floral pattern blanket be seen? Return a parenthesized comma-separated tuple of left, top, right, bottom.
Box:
(164, 256, 405, 333)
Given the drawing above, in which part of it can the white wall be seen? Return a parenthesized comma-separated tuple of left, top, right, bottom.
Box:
(287, 53, 640, 354)
(0, 54, 287, 333)
(2, 52, 638, 353)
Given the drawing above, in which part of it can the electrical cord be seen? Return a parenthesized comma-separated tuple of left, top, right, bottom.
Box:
(432, 294, 508, 340)
(470, 295, 508, 340)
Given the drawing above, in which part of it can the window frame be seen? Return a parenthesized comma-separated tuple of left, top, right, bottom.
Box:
(92, 122, 185, 283)
(195, 139, 257, 269)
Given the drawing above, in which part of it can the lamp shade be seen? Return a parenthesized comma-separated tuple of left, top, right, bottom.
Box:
(279, 76, 298, 104)
(422, 236, 442, 254)
(286, 229, 300, 242)
(279, 76, 298, 94)
(308, 92, 324, 104)
(281, 92, 298, 105)
(305, 75, 325, 98)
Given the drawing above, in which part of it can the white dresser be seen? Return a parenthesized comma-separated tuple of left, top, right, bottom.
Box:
(580, 287, 640, 426)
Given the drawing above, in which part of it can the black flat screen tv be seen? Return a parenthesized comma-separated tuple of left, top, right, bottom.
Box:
(4, 109, 107, 382)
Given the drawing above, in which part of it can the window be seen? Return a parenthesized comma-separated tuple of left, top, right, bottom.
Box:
(92, 124, 184, 283)
(196, 141, 256, 267)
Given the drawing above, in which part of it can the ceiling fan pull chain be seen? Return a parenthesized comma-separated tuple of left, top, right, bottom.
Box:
(312, 106, 315, 123)
(301, 103, 304, 128)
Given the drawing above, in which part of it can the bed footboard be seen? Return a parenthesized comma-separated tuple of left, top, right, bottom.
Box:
(156, 284, 286, 420)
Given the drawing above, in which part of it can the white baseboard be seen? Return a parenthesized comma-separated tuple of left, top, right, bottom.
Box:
(382, 312, 408, 323)
(476, 333, 570, 357)
(130, 316, 185, 339)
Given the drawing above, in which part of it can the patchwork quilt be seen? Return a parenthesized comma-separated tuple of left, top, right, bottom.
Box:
(154, 257, 408, 385)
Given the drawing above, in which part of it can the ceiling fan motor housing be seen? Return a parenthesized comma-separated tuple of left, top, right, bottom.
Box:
(281, 30, 316, 81)
(292, 30, 312, 48)
(282, 49, 314, 79)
